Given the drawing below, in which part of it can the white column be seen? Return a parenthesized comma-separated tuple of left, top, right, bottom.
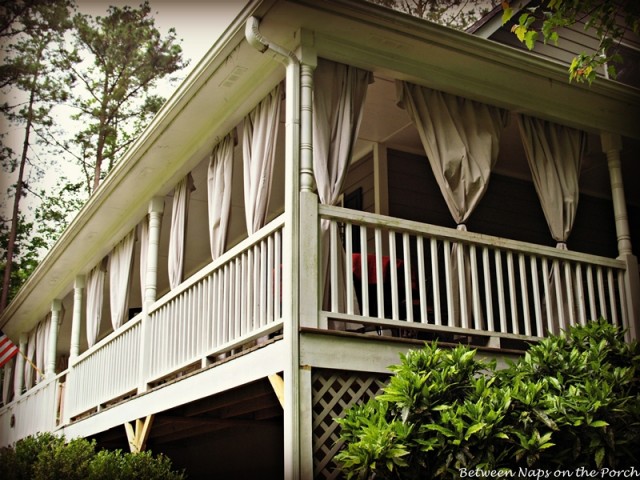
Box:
(138, 197, 164, 394)
(69, 275, 85, 360)
(602, 133, 633, 256)
(602, 132, 640, 339)
(144, 197, 165, 306)
(14, 333, 27, 396)
(46, 299, 62, 377)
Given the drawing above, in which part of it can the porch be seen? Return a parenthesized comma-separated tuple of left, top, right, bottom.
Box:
(1, 196, 635, 446)
(0, 4, 639, 475)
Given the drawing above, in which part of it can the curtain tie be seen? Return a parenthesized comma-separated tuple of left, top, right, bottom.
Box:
(555, 242, 568, 250)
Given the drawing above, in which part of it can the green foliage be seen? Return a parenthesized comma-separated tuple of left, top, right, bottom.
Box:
(366, 0, 492, 31)
(63, 0, 188, 193)
(0, 433, 186, 480)
(0, 214, 47, 303)
(335, 320, 640, 479)
(502, 0, 640, 84)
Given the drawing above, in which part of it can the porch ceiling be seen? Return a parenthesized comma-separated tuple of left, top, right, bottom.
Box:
(3, 0, 639, 336)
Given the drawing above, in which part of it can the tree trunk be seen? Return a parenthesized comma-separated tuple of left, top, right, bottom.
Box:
(1, 83, 37, 313)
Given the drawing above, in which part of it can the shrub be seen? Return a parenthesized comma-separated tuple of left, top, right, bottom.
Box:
(0, 434, 185, 480)
(335, 320, 640, 479)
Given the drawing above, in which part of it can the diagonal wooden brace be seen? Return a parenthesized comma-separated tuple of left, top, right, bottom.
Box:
(124, 414, 154, 453)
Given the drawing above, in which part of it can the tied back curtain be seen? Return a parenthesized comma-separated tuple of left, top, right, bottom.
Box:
(208, 133, 234, 259)
(35, 315, 51, 384)
(3, 360, 13, 404)
(313, 59, 371, 320)
(109, 230, 135, 329)
(516, 114, 586, 246)
(86, 263, 105, 348)
(243, 84, 282, 235)
(397, 82, 506, 225)
(397, 82, 506, 327)
(168, 174, 194, 289)
(24, 328, 36, 390)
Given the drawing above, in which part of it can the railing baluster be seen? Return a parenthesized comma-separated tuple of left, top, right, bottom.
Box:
(403, 232, 414, 323)
(375, 229, 385, 319)
(518, 254, 530, 336)
(597, 266, 607, 320)
(507, 252, 519, 334)
(564, 262, 576, 327)
(575, 264, 586, 326)
(443, 240, 453, 326)
(267, 236, 274, 324)
(431, 238, 442, 326)
(483, 247, 494, 332)
(470, 245, 482, 330)
(456, 243, 468, 329)
(495, 249, 507, 333)
(389, 232, 400, 320)
(359, 225, 368, 317)
(586, 265, 597, 320)
(552, 260, 565, 332)
(607, 268, 619, 327)
(617, 270, 629, 340)
(275, 229, 282, 320)
(330, 221, 339, 313)
(530, 256, 543, 337)
(417, 236, 428, 324)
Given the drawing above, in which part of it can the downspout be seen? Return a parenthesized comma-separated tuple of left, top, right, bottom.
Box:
(245, 16, 308, 480)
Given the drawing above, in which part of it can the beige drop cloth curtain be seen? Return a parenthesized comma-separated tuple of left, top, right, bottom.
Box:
(243, 84, 282, 235)
(3, 361, 13, 404)
(314, 59, 371, 323)
(23, 327, 37, 389)
(109, 230, 135, 329)
(35, 315, 51, 383)
(86, 263, 105, 348)
(517, 114, 586, 332)
(397, 82, 506, 224)
(208, 133, 234, 260)
(516, 114, 586, 247)
(397, 82, 506, 326)
(168, 174, 194, 289)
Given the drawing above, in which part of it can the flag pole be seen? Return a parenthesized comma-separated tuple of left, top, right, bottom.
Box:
(17, 348, 44, 378)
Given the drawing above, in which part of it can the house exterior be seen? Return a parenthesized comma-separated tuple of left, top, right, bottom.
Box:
(1, 0, 639, 478)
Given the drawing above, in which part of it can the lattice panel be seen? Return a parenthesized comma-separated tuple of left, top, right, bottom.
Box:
(312, 369, 388, 480)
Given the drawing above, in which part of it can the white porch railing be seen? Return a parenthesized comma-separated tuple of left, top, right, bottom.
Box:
(65, 314, 142, 419)
(0, 373, 63, 446)
(62, 216, 285, 420)
(320, 206, 629, 341)
(145, 216, 284, 382)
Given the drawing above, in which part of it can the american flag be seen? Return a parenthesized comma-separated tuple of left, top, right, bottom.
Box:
(0, 331, 19, 368)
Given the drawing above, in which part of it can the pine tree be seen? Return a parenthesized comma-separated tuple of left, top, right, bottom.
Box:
(0, 0, 75, 312)
(63, 0, 187, 193)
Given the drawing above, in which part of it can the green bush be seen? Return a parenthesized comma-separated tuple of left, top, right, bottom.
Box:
(335, 320, 640, 479)
(0, 434, 185, 480)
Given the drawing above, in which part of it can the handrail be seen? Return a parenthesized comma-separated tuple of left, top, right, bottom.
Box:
(319, 205, 624, 268)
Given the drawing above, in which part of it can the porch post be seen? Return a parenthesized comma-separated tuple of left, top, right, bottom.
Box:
(138, 197, 164, 393)
(144, 197, 165, 305)
(46, 299, 62, 378)
(602, 133, 640, 339)
(14, 333, 27, 396)
(69, 275, 85, 360)
(299, 44, 319, 330)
